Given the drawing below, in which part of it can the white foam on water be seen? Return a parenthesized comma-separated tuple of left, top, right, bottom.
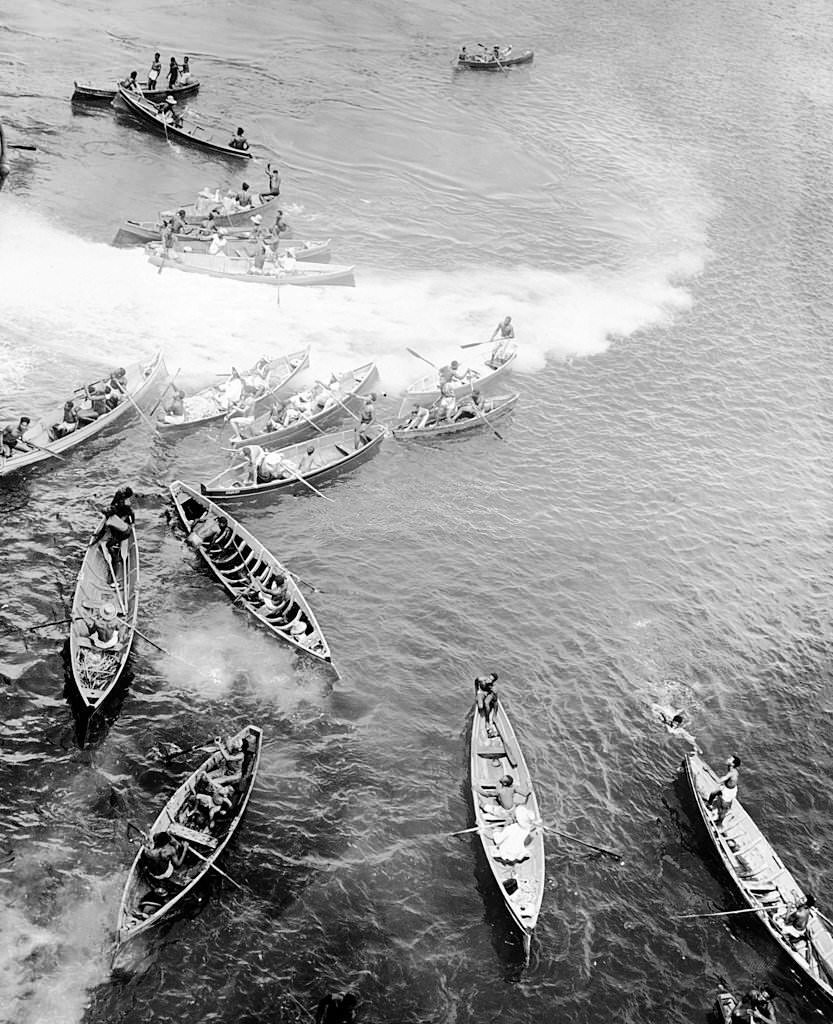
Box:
(0, 196, 709, 397)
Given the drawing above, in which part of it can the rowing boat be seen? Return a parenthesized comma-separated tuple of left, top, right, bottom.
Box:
(684, 750, 833, 1003)
(157, 348, 310, 435)
(391, 392, 519, 440)
(68, 521, 139, 709)
(116, 724, 262, 947)
(202, 425, 385, 504)
(146, 247, 355, 287)
(112, 197, 283, 246)
(469, 690, 545, 963)
(230, 362, 379, 451)
(0, 351, 167, 479)
(169, 481, 334, 669)
(457, 47, 534, 70)
(72, 79, 200, 103)
(114, 84, 252, 161)
(403, 352, 517, 406)
(114, 222, 329, 261)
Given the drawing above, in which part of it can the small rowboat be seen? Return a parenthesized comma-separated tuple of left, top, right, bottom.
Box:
(69, 521, 139, 709)
(469, 689, 545, 962)
(157, 348, 310, 435)
(116, 724, 262, 947)
(457, 47, 534, 70)
(684, 751, 833, 1004)
(202, 425, 385, 504)
(0, 352, 168, 479)
(146, 248, 355, 287)
(391, 393, 519, 440)
(72, 79, 200, 103)
(112, 197, 282, 246)
(403, 351, 517, 406)
(114, 84, 252, 161)
(231, 362, 379, 451)
(169, 237, 329, 261)
(169, 481, 334, 669)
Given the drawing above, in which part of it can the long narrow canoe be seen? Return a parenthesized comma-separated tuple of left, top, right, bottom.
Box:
(116, 724, 262, 947)
(69, 522, 139, 709)
(392, 393, 519, 440)
(157, 348, 310, 435)
(457, 47, 534, 70)
(114, 222, 328, 260)
(403, 351, 517, 406)
(147, 248, 354, 287)
(112, 196, 283, 247)
(169, 481, 334, 669)
(684, 751, 833, 1003)
(72, 79, 200, 103)
(231, 362, 379, 451)
(469, 691, 545, 962)
(0, 351, 167, 479)
(115, 84, 252, 161)
(202, 425, 385, 504)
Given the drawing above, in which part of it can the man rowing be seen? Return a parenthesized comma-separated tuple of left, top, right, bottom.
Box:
(479, 773, 531, 820)
(488, 315, 516, 368)
(1, 416, 32, 457)
(120, 70, 141, 93)
(74, 601, 123, 650)
(475, 672, 499, 737)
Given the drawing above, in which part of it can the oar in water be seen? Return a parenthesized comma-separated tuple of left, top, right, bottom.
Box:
(149, 367, 182, 417)
(281, 461, 335, 503)
(449, 825, 483, 837)
(285, 568, 321, 593)
(123, 388, 156, 429)
(673, 906, 780, 920)
(460, 338, 492, 350)
(472, 401, 504, 442)
(477, 42, 509, 74)
(21, 437, 66, 460)
(541, 825, 623, 862)
(8, 144, 37, 151)
(188, 845, 245, 891)
(0, 615, 71, 636)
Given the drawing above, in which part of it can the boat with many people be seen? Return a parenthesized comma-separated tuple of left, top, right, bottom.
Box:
(201, 425, 385, 504)
(157, 349, 310, 435)
(469, 685, 545, 963)
(146, 248, 354, 287)
(0, 351, 168, 479)
(69, 519, 139, 709)
(456, 45, 534, 69)
(230, 362, 379, 451)
(72, 78, 200, 103)
(403, 351, 516, 406)
(152, 235, 329, 261)
(684, 750, 833, 1004)
(116, 724, 262, 947)
(392, 392, 519, 440)
(112, 196, 282, 246)
(114, 84, 252, 160)
(169, 482, 334, 670)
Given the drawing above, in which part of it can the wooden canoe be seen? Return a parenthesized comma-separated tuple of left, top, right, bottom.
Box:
(68, 521, 139, 709)
(0, 351, 168, 479)
(202, 425, 385, 504)
(469, 692, 545, 962)
(114, 222, 328, 260)
(146, 248, 354, 287)
(116, 724, 262, 947)
(403, 351, 517, 406)
(230, 362, 379, 451)
(684, 751, 833, 1003)
(72, 79, 200, 103)
(115, 84, 252, 161)
(112, 197, 283, 247)
(157, 348, 310, 435)
(391, 393, 519, 440)
(169, 481, 334, 669)
(457, 47, 534, 70)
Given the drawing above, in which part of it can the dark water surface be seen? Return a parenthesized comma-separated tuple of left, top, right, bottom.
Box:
(2, 1, 833, 1022)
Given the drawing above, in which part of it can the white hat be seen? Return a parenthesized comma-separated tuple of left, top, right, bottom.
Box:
(166, 95, 176, 104)
(250, 214, 262, 224)
(99, 602, 118, 622)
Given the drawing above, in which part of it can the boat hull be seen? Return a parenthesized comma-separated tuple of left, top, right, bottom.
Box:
(0, 351, 168, 479)
(203, 425, 384, 504)
(231, 362, 379, 450)
(404, 351, 516, 405)
(458, 49, 534, 69)
(147, 249, 354, 286)
(115, 84, 252, 161)
(69, 524, 139, 708)
(469, 692, 545, 960)
(392, 393, 518, 439)
(72, 79, 200, 103)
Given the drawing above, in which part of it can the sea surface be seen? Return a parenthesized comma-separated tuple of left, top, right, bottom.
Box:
(2, 1, 833, 1022)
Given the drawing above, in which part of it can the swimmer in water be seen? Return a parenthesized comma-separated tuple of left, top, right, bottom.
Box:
(651, 703, 700, 751)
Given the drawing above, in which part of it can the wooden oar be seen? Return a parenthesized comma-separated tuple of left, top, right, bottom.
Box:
(472, 401, 504, 442)
(282, 461, 335, 503)
(20, 437, 66, 460)
(8, 143, 37, 151)
(2, 615, 71, 635)
(406, 347, 437, 370)
(149, 367, 182, 417)
(188, 845, 245, 891)
(285, 568, 321, 593)
(673, 906, 778, 920)
(100, 543, 128, 615)
(541, 825, 623, 862)
(460, 339, 491, 349)
(449, 825, 484, 837)
(314, 379, 361, 423)
(123, 388, 156, 429)
(477, 42, 509, 74)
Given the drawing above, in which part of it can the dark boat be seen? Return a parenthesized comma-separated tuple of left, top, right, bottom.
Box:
(456, 46, 534, 70)
(116, 724, 262, 947)
(169, 481, 334, 669)
(684, 750, 833, 1005)
(112, 196, 283, 247)
(0, 351, 168, 479)
(72, 79, 200, 103)
(69, 520, 139, 709)
(391, 392, 519, 440)
(114, 84, 252, 161)
(230, 362, 379, 451)
(202, 425, 385, 504)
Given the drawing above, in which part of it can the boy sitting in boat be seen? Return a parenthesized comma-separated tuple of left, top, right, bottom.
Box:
(479, 774, 531, 821)
(228, 127, 249, 151)
(74, 601, 123, 651)
(50, 400, 80, 439)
